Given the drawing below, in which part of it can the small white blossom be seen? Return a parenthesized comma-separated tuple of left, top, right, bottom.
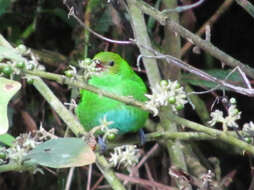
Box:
(69, 65, 77, 75)
(230, 97, 237, 104)
(25, 60, 36, 70)
(243, 121, 254, 136)
(99, 115, 114, 130)
(6, 145, 27, 163)
(145, 100, 159, 116)
(99, 116, 118, 141)
(79, 58, 103, 80)
(109, 149, 120, 167)
(145, 80, 188, 116)
(23, 138, 37, 149)
(208, 98, 241, 131)
(15, 44, 30, 55)
(225, 105, 241, 128)
(109, 145, 140, 170)
(208, 110, 224, 126)
(89, 115, 118, 141)
(37, 64, 45, 71)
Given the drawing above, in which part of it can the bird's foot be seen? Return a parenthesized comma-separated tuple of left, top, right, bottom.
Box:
(139, 129, 146, 146)
(98, 136, 107, 153)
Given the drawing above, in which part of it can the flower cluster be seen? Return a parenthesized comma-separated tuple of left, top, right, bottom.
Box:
(145, 80, 188, 116)
(79, 58, 103, 80)
(243, 121, 254, 136)
(4, 133, 40, 164)
(0, 127, 56, 165)
(90, 115, 118, 141)
(208, 98, 241, 131)
(109, 145, 140, 170)
(0, 44, 44, 78)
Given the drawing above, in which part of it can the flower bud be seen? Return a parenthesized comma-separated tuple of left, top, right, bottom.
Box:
(168, 96, 176, 104)
(176, 104, 184, 111)
(160, 80, 168, 87)
(64, 70, 74, 78)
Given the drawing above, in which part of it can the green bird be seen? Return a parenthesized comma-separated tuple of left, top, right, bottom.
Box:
(76, 52, 148, 136)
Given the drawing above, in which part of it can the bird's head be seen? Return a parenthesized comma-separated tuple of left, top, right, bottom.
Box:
(92, 52, 133, 77)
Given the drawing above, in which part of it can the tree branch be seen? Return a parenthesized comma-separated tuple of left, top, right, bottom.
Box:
(235, 0, 254, 18)
(168, 112, 254, 155)
(181, 0, 234, 56)
(136, 0, 254, 79)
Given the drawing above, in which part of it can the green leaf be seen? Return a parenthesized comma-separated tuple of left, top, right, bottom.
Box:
(183, 69, 242, 89)
(147, 0, 161, 34)
(0, 77, 21, 134)
(0, 133, 15, 146)
(0, 0, 12, 17)
(24, 138, 96, 168)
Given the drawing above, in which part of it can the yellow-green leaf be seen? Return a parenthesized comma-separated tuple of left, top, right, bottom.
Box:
(0, 133, 15, 147)
(0, 77, 21, 134)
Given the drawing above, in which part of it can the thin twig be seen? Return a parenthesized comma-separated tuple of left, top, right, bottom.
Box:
(168, 112, 254, 155)
(132, 143, 159, 174)
(86, 164, 93, 190)
(65, 167, 75, 190)
(188, 66, 251, 95)
(181, 0, 234, 56)
(32, 77, 86, 135)
(95, 153, 127, 190)
(137, 51, 254, 97)
(235, 66, 252, 89)
(91, 176, 104, 190)
(65, 6, 133, 45)
(161, 0, 206, 15)
(235, 0, 254, 18)
(116, 173, 177, 190)
(144, 163, 156, 190)
(12, 68, 150, 112)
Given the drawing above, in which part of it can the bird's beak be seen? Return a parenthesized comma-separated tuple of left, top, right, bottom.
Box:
(93, 59, 105, 71)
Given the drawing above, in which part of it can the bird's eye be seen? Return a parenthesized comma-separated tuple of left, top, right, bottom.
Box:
(109, 61, 115, 66)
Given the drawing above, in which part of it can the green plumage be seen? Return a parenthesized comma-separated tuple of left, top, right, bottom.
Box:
(76, 52, 148, 134)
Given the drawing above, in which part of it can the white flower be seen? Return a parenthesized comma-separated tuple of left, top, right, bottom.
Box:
(89, 115, 118, 140)
(243, 121, 254, 136)
(79, 58, 103, 80)
(208, 110, 224, 126)
(208, 98, 241, 131)
(15, 44, 30, 55)
(224, 105, 241, 128)
(6, 145, 27, 163)
(98, 116, 118, 140)
(99, 115, 114, 130)
(145, 80, 188, 116)
(23, 138, 37, 149)
(108, 145, 140, 170)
